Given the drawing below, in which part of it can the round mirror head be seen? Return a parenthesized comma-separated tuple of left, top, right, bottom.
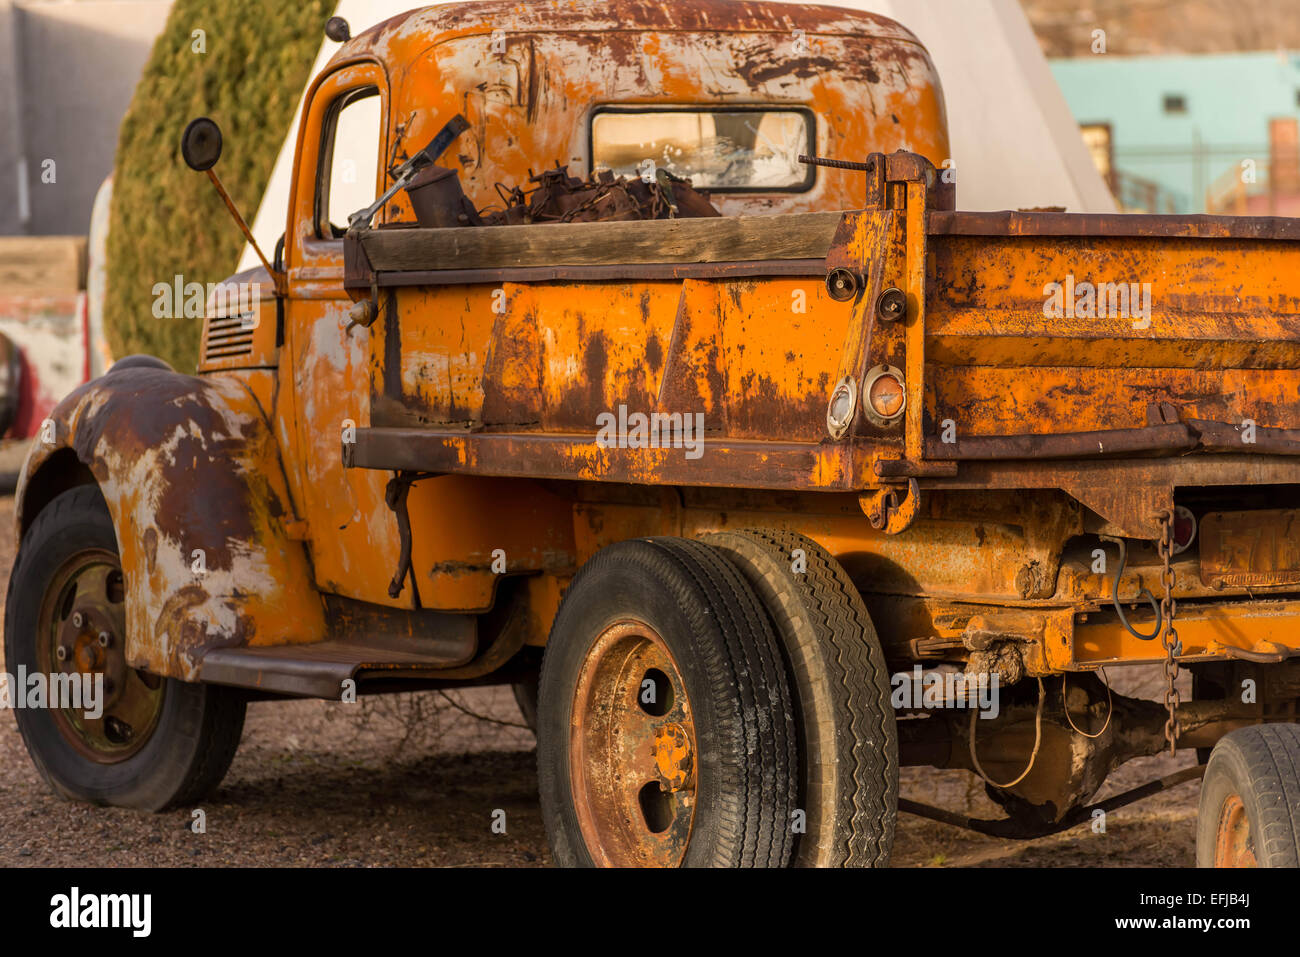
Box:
(180, 117, 222, 172)
(325, 16, 351, 42)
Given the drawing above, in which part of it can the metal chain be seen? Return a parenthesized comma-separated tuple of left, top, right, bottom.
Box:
(1157, 508, 1181, 755)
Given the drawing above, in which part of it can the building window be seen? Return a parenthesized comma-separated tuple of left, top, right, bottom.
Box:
(1163, 94, 1187, 114)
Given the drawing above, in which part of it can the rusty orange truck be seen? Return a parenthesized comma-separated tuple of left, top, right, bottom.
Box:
(8, 0, 1300, 868)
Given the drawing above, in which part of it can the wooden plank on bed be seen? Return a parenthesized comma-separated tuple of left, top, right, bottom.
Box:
(360, 211, 844, 271)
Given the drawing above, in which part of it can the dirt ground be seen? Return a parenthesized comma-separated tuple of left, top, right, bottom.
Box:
(0, 493, 1199, 867)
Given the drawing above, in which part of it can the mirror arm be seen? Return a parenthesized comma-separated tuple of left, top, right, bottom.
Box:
(205, 167, 286, 295)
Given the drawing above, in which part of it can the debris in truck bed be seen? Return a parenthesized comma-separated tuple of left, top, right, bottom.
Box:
(484, 164, 722, 225)
(405, 161, 721, 228)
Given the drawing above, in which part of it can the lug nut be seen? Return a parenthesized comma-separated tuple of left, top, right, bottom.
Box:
(55, 645, 68, 662)
(97, 631, 112, 648)
(71, 612, 84, 628)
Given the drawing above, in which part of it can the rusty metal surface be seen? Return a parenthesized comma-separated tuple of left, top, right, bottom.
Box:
(349, 139, 1300, 534)
(332, 0, 950, 224)
(929, 209, 1300, 241)
(196, 266, 279, 372)
(198, 614, 476, 698)
(15, 363, 325, 679)
(924, 423, 1196, 461)
(475, 164, 720, 226)
(351, 428, 861, 490)
(30, 0, 1300, 701)
(1198, 510, 1300, 588)
(570, 620, 696, 866)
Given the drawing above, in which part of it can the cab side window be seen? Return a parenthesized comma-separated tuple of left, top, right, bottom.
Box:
(316, 87, 381, 238)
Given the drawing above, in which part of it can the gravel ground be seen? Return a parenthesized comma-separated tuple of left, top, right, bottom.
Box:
(0, 493, 1199, 867)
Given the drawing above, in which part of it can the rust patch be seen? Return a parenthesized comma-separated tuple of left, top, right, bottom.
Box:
(18, 364, 327, 679)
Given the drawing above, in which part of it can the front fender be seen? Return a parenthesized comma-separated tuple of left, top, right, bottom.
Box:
(15, 361, 327, 680)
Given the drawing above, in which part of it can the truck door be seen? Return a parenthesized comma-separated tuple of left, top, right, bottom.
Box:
(282, 61, 411, 607)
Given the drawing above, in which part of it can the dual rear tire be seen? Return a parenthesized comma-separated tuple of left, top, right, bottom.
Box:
(536, 531, 897, 868)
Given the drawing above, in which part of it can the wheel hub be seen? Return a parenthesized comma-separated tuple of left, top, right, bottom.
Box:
(652, 722, 693, 792)
(39, 552, 164, 762)
(570, 621, 697, 867)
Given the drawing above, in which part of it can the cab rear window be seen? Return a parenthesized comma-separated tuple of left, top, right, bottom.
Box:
(590, 107, 815, 192)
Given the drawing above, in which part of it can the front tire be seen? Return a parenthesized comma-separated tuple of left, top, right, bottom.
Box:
(1197, 724, 1300, 867)
(5, 485, 246, 811)
(537, 537, 797, 867)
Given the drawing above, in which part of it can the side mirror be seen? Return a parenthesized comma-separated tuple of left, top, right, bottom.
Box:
(181, 117, 223, 172)
(179, 115, 285, 294)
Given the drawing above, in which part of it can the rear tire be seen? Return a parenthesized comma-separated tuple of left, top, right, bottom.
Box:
(1197, 724, 1300, 867)
(537, 537, 797, 867)
(512, 676, 538, 732)
(707, 528, 898, 867)
(5, 485, 246, 811)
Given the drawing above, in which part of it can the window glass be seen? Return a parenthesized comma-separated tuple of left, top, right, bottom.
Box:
(319, 88, 381, 236)
(591, 109, 813, 191)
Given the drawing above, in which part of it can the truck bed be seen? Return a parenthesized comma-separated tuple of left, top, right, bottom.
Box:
(343, 153, 1300, 540)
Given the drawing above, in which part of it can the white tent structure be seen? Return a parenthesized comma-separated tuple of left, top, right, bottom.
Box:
(239, 0, 1113, 270)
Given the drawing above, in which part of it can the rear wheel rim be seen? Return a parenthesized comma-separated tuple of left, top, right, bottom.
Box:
(1214, 793, 1257, 867)
(36, 549, 164, 763)
(570, 620, 697, 867)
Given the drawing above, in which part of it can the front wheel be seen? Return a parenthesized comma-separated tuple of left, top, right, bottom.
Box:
(5, 485, 246, 811)
(537, 537, 798, 867)
(1197, 723, 1300, 867)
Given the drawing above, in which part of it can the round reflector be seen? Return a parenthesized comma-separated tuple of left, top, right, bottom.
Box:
(825, 376, 857, 439)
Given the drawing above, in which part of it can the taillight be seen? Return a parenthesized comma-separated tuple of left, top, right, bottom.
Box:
(1172, 505, 1197, 555)
(863, 365, 906, 426)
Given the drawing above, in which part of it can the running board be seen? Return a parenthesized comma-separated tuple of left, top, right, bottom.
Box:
(198, 608, 476, 699)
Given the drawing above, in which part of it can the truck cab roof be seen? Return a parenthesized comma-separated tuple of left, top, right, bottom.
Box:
(323, 0, 950, 218)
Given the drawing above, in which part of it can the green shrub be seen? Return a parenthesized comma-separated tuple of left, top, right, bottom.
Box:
(105, 0, 333, 371)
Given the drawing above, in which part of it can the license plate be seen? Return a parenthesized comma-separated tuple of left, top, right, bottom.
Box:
(1199, 509, 1300, 587)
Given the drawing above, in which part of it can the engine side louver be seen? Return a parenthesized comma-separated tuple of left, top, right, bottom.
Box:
(203, 316, 255, 361)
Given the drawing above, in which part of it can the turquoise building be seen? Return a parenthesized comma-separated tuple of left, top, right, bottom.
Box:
(1050, 51, 1300, 214)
